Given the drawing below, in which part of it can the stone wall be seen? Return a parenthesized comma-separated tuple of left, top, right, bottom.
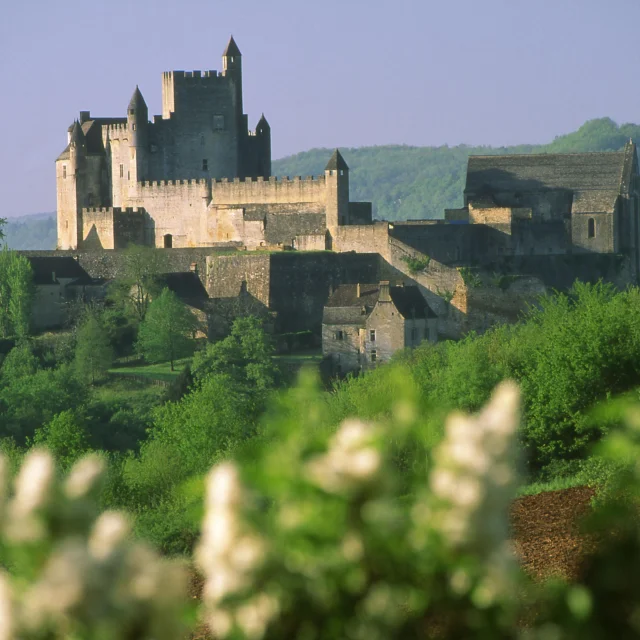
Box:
(207, 251, 382, 335)
(322, 323, 362, 373)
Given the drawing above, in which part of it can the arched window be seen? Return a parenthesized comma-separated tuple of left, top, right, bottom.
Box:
(163, 234, 173, 249)
(588, 218, 596, 239)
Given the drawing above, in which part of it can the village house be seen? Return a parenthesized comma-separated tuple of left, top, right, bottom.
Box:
(322, 281, 437, 374)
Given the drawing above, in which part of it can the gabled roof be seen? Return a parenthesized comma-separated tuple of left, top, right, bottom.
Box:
(27, 257, 93, 285)
(325, 149, 349, 172)
(323, 283, 435, 325)
(223, 36, 241, 57)
(466, 151, 630, 195)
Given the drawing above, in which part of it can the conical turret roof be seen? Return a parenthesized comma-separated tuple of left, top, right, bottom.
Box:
(325, 149, 349, 171)
(69, 120, 85, 146)
(128, 85, 147, 112)
(257, 113, 270, 130)
(223, 35, 241, 57)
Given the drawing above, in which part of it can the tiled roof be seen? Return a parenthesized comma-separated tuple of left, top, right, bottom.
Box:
(323, 283, 435, 325)
(466, 151, 628, 194)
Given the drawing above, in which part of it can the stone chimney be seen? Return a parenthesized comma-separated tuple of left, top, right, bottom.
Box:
(379, 280, 390, 302)
(357, 283, 361, 298)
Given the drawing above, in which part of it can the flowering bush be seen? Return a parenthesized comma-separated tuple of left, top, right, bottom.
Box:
(0, 451, 187, 640)
(4, 377, 640, 638)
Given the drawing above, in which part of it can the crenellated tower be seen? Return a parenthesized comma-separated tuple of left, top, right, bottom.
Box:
(325, 149, 351, 237)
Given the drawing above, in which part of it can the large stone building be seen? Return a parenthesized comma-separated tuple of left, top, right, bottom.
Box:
(51, 36, 640, 344)
(56, 37, 371, 252)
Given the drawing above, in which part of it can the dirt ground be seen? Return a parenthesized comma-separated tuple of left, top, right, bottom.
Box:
(510, 485, 597, 581)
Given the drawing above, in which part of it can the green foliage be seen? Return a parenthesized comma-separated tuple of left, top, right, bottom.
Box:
(0, 347, 85, 444)
(401, 253, 431, 274)
(458, 266, 482, 288)
(74, 312, 114, 385)
(136, 288, 196, 370)
(0, 248, 34, 338)
(109, 245, 168, 321)
(31, 409, 89, 468)
(192, 316, 278, 391)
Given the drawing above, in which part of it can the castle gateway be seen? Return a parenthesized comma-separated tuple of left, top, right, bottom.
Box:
(56, 37, 372, 252)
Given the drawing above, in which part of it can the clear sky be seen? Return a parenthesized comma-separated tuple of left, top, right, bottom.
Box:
(1, 0, 639, 215)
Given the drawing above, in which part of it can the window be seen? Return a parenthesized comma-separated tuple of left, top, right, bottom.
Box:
(132, 124, 137, 131)
(335, 330, 344, 341)
(62, 165, 67, 179)
(87, 194, 94, 206)
(371, 350, 377, 363)
(200, 136, 205, 146)
(411, 327, 418, 342)
(202, 159, 208, 171)
(119, 164, 124, 178)
(163, 234, 173, 249)
(213, 115, 225, 131)
(588, 217, 596, 239)
(370, 329, 376, 342)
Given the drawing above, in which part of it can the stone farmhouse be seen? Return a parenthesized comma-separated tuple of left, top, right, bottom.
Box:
(322, 281, 436, 374)
(42, 37, 640, 348)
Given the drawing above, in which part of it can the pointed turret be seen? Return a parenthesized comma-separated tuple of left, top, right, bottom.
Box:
(223, 35, 241, 58)
(128, 85, 148, 118)
(325, 149, 349, 172)
(222, 35, 243, 113)
(256, 113, 270, 133)
(69, 120, 86, 148)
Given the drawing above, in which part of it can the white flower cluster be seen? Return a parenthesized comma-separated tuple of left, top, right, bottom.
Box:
(306, 419, 382, 493)
(0, 450, 187, 640)
(196, 462, 275, 640)
(425, 380, 520, 550)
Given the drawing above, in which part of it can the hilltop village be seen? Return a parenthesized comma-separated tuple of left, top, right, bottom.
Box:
(22, 36, 640, 373)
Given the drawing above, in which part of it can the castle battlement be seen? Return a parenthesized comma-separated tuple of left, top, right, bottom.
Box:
(106, 123, 129, 132)
(82, 207, 143, 214)
(163, 70, 224, 83)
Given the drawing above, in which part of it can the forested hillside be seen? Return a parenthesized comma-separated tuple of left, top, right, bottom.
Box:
(3, 213, 56, 250)
(274, 117, 640, 220)
(6, 117, 640, 249)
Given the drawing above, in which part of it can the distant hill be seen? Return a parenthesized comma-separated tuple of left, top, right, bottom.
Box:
(273, 118, 640, 221)
(5, 117, 640, 249)
(2, 213, 56, 250)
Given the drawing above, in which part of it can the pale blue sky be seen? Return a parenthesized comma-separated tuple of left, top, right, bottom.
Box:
(1, 0, 639, 215)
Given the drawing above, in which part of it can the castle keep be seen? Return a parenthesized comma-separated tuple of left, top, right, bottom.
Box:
(56, 37, 371, 252)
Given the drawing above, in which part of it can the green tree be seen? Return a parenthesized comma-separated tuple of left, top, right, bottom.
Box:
(110, 245, 168, 321)
(0, 248, 33, 338)
(136, 288, 196, 370)
(75, 312, 114, 385)
(192, 316, 277, 390)
(31, 409, 89, 468)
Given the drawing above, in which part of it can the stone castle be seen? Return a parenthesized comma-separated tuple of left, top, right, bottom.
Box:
(50, 36, 640, 344)
(56, 36, 371, 253)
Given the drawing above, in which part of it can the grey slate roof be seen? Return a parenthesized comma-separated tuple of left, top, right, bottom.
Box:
(128, 86, 147, 112)
(157, 272, 209, 309)
(325, 149, 349, 172)
(223, 36, 241, 57)
(466, 151, 629, 194)
(323, 283, 435, 325)
(27, 257, 93, 285)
